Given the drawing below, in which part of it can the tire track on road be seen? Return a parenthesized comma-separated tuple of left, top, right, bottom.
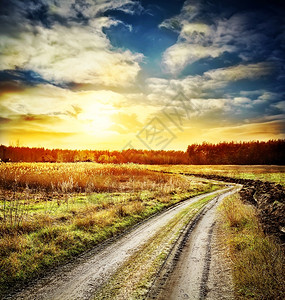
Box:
(148, 186, 241, 300)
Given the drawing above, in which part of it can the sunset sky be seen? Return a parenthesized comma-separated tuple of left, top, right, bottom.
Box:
(0, 0, 284, 150)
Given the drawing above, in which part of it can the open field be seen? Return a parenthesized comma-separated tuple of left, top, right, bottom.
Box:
(143, 164, 285, 185)
(0, 162, 220, 296)
(1, 162, 284, 299)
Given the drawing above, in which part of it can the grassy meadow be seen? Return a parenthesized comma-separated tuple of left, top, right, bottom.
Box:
(0, 162, 220, 295)
(143, 165, 285, 185)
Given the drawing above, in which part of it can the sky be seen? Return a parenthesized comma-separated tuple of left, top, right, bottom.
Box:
(0, 0, 284, 150)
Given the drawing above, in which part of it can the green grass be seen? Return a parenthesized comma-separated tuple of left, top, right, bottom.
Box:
(218, 194, 285, 299)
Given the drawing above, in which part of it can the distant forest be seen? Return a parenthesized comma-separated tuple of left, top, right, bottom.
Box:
(0, 140, 284, 165)
(187, 140, 284, 165)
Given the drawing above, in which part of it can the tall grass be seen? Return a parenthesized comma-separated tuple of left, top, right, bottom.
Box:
(0, 163, 173, 193)
(219, 194, 285, 299)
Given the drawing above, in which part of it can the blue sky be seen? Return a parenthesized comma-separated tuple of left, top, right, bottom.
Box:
(0, 0, 284, 150)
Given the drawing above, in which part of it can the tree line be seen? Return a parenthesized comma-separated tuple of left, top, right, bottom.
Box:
(0, 146, 188, 164)
(187, 140, 285, 165)
(0, 140, 284, 164)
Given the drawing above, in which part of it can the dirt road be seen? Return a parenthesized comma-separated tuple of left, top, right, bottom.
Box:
(6, 186, 238, 300)
(149, 187, 240, 300)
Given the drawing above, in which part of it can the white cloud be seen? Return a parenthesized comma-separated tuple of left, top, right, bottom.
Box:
(159, 0, 201, 32)
(48, 0, 143, 19)
(162, 43, 228, 74)
(274, 101, 285, 112)
(147, 62, 275, 102)
(145, 61, 279, 125)
(233, 97, 252, 104)
(180, 22, 211, 42)
(0, 1, 144, 87)
(160, 0, 201, 29)
(240, 90, 265, 97)
(256, 91, 279, 102)
(204, 62, 275, 82)
(159, 0, 232, 74)
(159, 0, 275, 75)
(1, 84, 75, 116)
(159, 5, 239, 74)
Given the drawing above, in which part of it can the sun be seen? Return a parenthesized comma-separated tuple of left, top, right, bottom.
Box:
(78, 103, 114, 136)
(85, 114, 113, 135)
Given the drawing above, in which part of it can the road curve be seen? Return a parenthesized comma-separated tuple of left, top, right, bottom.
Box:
(149, 186, 241, 300)
(6, 188, 228, 300)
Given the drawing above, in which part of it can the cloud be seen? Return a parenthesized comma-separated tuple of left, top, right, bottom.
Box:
(144, 60, 283, 132)
(0, 0, 144, 87)
(232, 97, 252, 105)
(162, 43, 229, 74)
(160, 1, 233, 74)
(0, 81, 26, 96)
(180, 22, 211, 42)
(161, 17, 234, 74)
(159, 0, 284, 76)
(0, 0, 143, 27)
(19, 114, 60, 123)
(0, 116, 11, 124)
(204, 62, 275, 82)
(0, 83, 131, 146)
(66, 105, 83, 119)
(47, 0, 144, 19)
(0, 128, 76, 148)
(0, 84, 73, 116)
(109, 112, 142, 133)
(1, 0, 284, 149)
(178, 119, 285, 145)
(0, 22, 143, 87)
(147, 62, 275, 104)
(273, 101, 285, 112)
(159, 0, 201, 31)
(208, 120, 285, 140)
